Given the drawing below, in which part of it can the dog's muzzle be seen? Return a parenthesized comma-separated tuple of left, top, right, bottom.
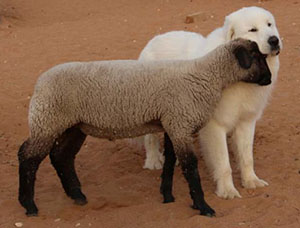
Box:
(268, 36, 280, 55)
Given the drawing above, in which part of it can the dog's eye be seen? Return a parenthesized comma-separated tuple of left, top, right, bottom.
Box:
(267, 23, 272, 27)
(249, 28, 258, 32)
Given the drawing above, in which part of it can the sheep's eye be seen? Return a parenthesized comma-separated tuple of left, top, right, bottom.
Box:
(249, 28, 258, 32)
(267, 22, 272, 27)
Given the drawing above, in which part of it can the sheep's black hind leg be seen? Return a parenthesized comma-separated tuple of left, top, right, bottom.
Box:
(18, 139, 53, 216)
(160, 133, 177, 203)
(50, 127, 87, 205)
(177, 144, 216, 217)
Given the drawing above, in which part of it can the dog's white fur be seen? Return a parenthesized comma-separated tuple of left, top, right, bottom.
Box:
(139, 6, 282, 199)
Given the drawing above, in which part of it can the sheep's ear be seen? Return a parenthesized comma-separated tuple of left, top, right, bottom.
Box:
(233, 46, 253, 69)
(224, 16, 235, 41)
(250, 41, 260, 52)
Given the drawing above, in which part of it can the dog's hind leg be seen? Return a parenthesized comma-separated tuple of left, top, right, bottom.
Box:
(144, 134, 164, 170)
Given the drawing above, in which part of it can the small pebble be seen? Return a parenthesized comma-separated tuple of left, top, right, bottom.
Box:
(75, 223, 81, 227)
(15, 222, 23, 228)
(54, 218, 61, 222)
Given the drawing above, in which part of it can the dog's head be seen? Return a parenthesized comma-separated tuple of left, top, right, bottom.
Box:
(224, 6, 282, 57)
(231, 39, 272, 86)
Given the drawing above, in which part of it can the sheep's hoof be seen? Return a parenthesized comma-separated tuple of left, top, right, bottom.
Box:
(25, 206, 38, 217)
(191, 202, 216, 217)
(26, 211, 38, 217)
(74, 198, 88, 206)
(163, 194, 175, 203)
(69, 188, 87, 205)
(200, 210, 216, 217)
(199, 205, 216, 217)
(19, 198, 38, 216)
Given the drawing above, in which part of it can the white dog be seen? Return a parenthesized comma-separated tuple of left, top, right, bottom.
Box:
(139, 6, 282, 199)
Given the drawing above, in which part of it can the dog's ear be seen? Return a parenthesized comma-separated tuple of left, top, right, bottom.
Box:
(233, 45, 253, 69)
(224, 16, 235, 41)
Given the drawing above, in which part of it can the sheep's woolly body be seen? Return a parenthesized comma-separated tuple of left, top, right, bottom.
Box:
(29, 44, 236, 149)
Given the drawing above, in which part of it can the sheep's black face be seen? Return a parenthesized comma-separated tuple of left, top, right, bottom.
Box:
(234, 40, 272, 86)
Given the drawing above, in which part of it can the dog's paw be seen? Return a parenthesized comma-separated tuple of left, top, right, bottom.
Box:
(242, 176, 269, 189)
(215, 184, 241, 199)
(215, 177, 241, 199)
(143, 153, 165, 170)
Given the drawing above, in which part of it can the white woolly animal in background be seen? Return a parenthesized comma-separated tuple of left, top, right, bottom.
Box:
(139, 6, 282, 199)
(18, 39, 271, 216)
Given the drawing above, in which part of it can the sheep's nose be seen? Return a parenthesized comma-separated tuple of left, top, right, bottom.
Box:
(268, 36, 279, 47)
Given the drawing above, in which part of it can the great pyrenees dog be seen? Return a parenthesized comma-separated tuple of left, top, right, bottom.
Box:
(139, 6, 282, 199)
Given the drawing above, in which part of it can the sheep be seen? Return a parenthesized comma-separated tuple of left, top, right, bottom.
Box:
(18, 38, 271, 217)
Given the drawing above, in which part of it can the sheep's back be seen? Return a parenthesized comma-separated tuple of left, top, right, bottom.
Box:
(30, 60, 196, 135)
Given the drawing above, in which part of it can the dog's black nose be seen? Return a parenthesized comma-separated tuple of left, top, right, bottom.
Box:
(268, 36, 279, 47)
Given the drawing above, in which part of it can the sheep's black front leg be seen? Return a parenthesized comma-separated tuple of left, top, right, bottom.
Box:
(18, 139, 52, 216)
(160, 133, 177, 203)
(50, 127, 87, 205)
(177, 146, 215, 217)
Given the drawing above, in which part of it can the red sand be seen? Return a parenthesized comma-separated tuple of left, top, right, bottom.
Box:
(0, 0, 300, 227)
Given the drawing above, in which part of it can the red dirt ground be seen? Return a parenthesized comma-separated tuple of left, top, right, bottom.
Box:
(0, 0, 300, 227)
